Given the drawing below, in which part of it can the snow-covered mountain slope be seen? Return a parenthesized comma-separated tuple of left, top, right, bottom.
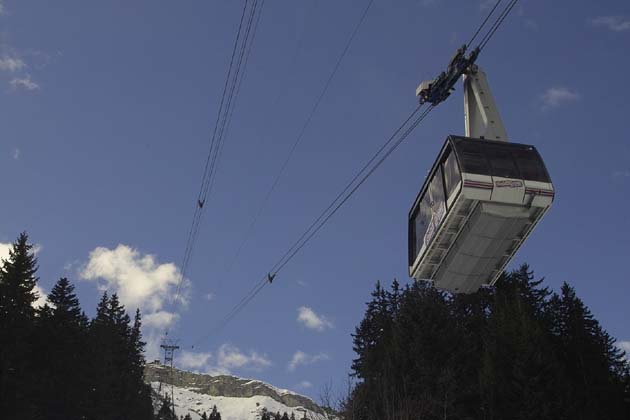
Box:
(145, 362, 333, 420)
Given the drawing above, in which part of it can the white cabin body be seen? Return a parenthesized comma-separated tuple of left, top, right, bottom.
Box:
(408, 135, 553, 293)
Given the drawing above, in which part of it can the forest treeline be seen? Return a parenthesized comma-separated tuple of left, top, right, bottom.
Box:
(4, 231, 630, 420)
(0, 233, 154, 419)
(341, 265, 630, 419)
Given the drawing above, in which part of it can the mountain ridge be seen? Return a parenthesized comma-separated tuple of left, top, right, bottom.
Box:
(144, 361, 330, 418)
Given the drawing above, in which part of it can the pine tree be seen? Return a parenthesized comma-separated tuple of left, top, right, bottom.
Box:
(0, 232, 40, 417)
(127, 308, 154, 419)
(281, 412, 290, 420)
(201, 412, 208, 420)
(0, 233, 156, 419)
(274, 411, 282, 420)
(86, 292, 115, 419)
(343, 266, 630, 420)
(351, 281, 391, 380)
(480, 266, 564, 419)
(86, 292, 152, 420)
(156, 396, 177, 420)
(32, 277, 90, 419)
(548, 282, 630, 419)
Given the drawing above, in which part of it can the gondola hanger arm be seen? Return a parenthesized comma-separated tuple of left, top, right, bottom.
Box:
(462, 65, 508, 141)
(415, 45, 507, 142)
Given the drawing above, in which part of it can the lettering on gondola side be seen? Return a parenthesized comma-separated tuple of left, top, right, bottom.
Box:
(494, 180, 523, 188)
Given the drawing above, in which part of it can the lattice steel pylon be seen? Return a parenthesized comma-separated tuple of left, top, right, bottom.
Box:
(160, 337, 180, 417)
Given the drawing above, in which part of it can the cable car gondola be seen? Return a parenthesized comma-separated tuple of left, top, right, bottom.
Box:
(409, 64, 554, 293)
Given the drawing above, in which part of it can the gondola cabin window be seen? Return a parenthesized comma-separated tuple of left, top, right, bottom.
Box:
(456, 140, 490, 175)
(411, 166, 446, 263)
(512, 147, 550, 182)
(443, 148, 461, 200)
(486, 147, 520, 178)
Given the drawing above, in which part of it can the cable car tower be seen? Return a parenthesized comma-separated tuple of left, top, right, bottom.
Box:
(409, 46, 554, 293)
(160, 337, 180, 416)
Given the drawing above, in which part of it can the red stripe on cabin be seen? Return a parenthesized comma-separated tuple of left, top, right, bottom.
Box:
(463, 180, 493, 190)
(525, 188, 554, 197)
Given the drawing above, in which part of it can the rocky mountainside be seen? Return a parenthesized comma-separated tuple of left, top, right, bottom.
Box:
(144, 362, 332, 420)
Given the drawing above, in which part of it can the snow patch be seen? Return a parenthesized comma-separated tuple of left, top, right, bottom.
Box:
(151, 382, 324, 420)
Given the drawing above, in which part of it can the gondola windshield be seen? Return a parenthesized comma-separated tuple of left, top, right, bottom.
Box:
(410, 157, 451, 264)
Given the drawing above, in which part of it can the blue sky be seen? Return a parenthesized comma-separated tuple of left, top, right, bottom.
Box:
(1, 0, 629, 400)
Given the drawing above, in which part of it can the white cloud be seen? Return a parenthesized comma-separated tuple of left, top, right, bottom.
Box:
(175, 344, 272, 375)
(297, 380, 312, 389)
(0, 56, 25, 72)
(297, 306, 333, 331)
(288, 350, 329, 372)
(63, 260, 80, 272)
(540, 87, 580, 110)
(32, 243, 42, 255)
(12, 148, 20, 160)
(0, 242, 11, 262)
(143, 311, 179, 329)
(0, 2, 4, 15)
(613, 170, 630, 178)
(10, 75, 39, 91)
(80, 244, 189, 347)
(591, 16, 630, 32)
(204, 292, 214, 301)
(33, 284, 48, 308)
(143, 330, 167, 362)
(80, 244, 188, 312)
(178, 350, 214, 370)
(619, 341, 630, 361)
(217, 344, 271, 371)
(0, 240, 41, 260)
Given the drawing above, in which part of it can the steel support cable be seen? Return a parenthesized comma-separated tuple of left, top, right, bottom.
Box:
(225, 0, 375, 272)
(273, 106, 435, 275)
(201, 0, 262, 202)
(466, 0, 502, 49)
(231, 0, 518, 294)
(197, 1, 250, 205)
(171, 2, 252, 309)
(265, 0, 521, 284)
(195, 0, 264, 236)
(174, 0, 263, 309)
(189, 0, 520, 344)
(190, 104, 429, 346)
(222, 0, 313, 273)
(224, 0, 319, 244)
(203, 1, 265, 267)
(477, 0, 519, 51)
(221, 0, 266, 156)
(172, 0, 265, 341)
(173, 204, 201, 302)
(267, 104, 425, 276)
(191, 278, 267, 347)
(169, 0, 254, 316)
